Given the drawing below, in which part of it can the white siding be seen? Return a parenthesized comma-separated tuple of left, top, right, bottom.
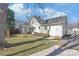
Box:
(40, 26, 47, 33)
(30, 17, 41, 27)
(30, 17, 41, 33)
(49, 25, 63, 36)
(30, 16, 67, 37)
(34, 27, 40, 33)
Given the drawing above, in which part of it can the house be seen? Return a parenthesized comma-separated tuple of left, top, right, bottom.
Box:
(71, 28, 79, 36)
(72, 28, 79, 33)
(20, 21, 34, 34)
(26, 15, 68, 38)
(67, 23, 79, 36)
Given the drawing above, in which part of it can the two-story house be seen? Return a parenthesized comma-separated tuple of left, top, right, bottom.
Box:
(27, 15, 68, 38)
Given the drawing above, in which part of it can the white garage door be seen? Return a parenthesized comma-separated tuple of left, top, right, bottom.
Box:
(49, 25, 63, 36)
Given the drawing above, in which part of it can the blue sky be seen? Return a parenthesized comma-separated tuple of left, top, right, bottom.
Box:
(9, 3, 79, 23)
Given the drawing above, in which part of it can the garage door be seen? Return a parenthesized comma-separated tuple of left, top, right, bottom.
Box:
(49, 25, 63, 36)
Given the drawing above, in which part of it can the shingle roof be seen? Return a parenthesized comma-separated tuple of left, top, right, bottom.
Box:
(33, 16, 46, 24)
(25, 15, 67, 26)
(46, 16, 67, 25)
(33, 16, 67, 26)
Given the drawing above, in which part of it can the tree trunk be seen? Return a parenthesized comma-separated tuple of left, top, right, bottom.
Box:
(0, 4, 9, 48)
(0, 28, 7, 48)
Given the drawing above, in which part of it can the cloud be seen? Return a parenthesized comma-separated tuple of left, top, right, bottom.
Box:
(44, 8, 56, 16)
(9, 4, 32, 20)
(34, 9, 43, 16)
(9, 4, 66, 20)
(42, 8, 66, 19)
(23, 9, 32, 14)
(9, 4, 24, 13)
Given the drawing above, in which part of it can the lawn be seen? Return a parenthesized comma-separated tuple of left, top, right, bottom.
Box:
(0, 35, 59, 56)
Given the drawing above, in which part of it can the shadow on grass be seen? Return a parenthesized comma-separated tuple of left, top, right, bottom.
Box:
(12, 37, 44, 47)
(3, 35, 48, 48)
(6, 36, 46, 48)
(47, 37, 79, 56)
(6, 43, 44, 56)
(5, 37, 46, 56)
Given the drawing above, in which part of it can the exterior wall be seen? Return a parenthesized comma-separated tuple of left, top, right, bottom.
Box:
(30, 17, 41, 33)
(40, 26, 47, 34)
(49, 25, 63, 37)
(30, 17, 47, 34)
(47, 16, 68, 37)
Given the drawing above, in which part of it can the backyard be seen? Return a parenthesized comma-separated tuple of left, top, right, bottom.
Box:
(0, 35, 60, 56)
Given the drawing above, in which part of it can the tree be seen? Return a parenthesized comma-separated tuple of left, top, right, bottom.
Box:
(6, 8, 15, 37)
(0, 3, 9, 48)
(75, 20, 79, 28)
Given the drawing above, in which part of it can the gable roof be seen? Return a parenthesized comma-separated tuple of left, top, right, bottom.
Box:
(29, 15, 67, 26)
(33, 16, 46, 24)
(46, 16, 67, 25)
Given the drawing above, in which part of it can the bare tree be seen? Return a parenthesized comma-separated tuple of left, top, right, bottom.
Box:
(75, 19, 79, 28)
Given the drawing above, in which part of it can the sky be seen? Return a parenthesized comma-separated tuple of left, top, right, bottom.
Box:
(9, 3, 79, 23)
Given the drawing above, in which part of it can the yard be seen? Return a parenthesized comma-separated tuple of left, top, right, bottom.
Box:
(0, 35, 60, 56)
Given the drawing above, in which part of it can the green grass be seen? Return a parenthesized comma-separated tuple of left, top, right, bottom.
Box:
(0, 35, 59, 56)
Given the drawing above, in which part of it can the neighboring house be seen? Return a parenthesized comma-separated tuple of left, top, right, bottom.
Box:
(67, 24, 79, 36)
(67, 27, 79, 36)
(20, 22, 34, 34)
(72, 28, 79, 35)
(26, 15, 68, 38)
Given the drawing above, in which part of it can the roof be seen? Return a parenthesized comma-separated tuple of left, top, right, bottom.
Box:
(33, 16, 46, 24)
(46, 16, 67, 25)
(27, 15, 67, 26)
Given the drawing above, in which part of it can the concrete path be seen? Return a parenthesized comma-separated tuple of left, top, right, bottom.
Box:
(30, 45, 79, 56)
